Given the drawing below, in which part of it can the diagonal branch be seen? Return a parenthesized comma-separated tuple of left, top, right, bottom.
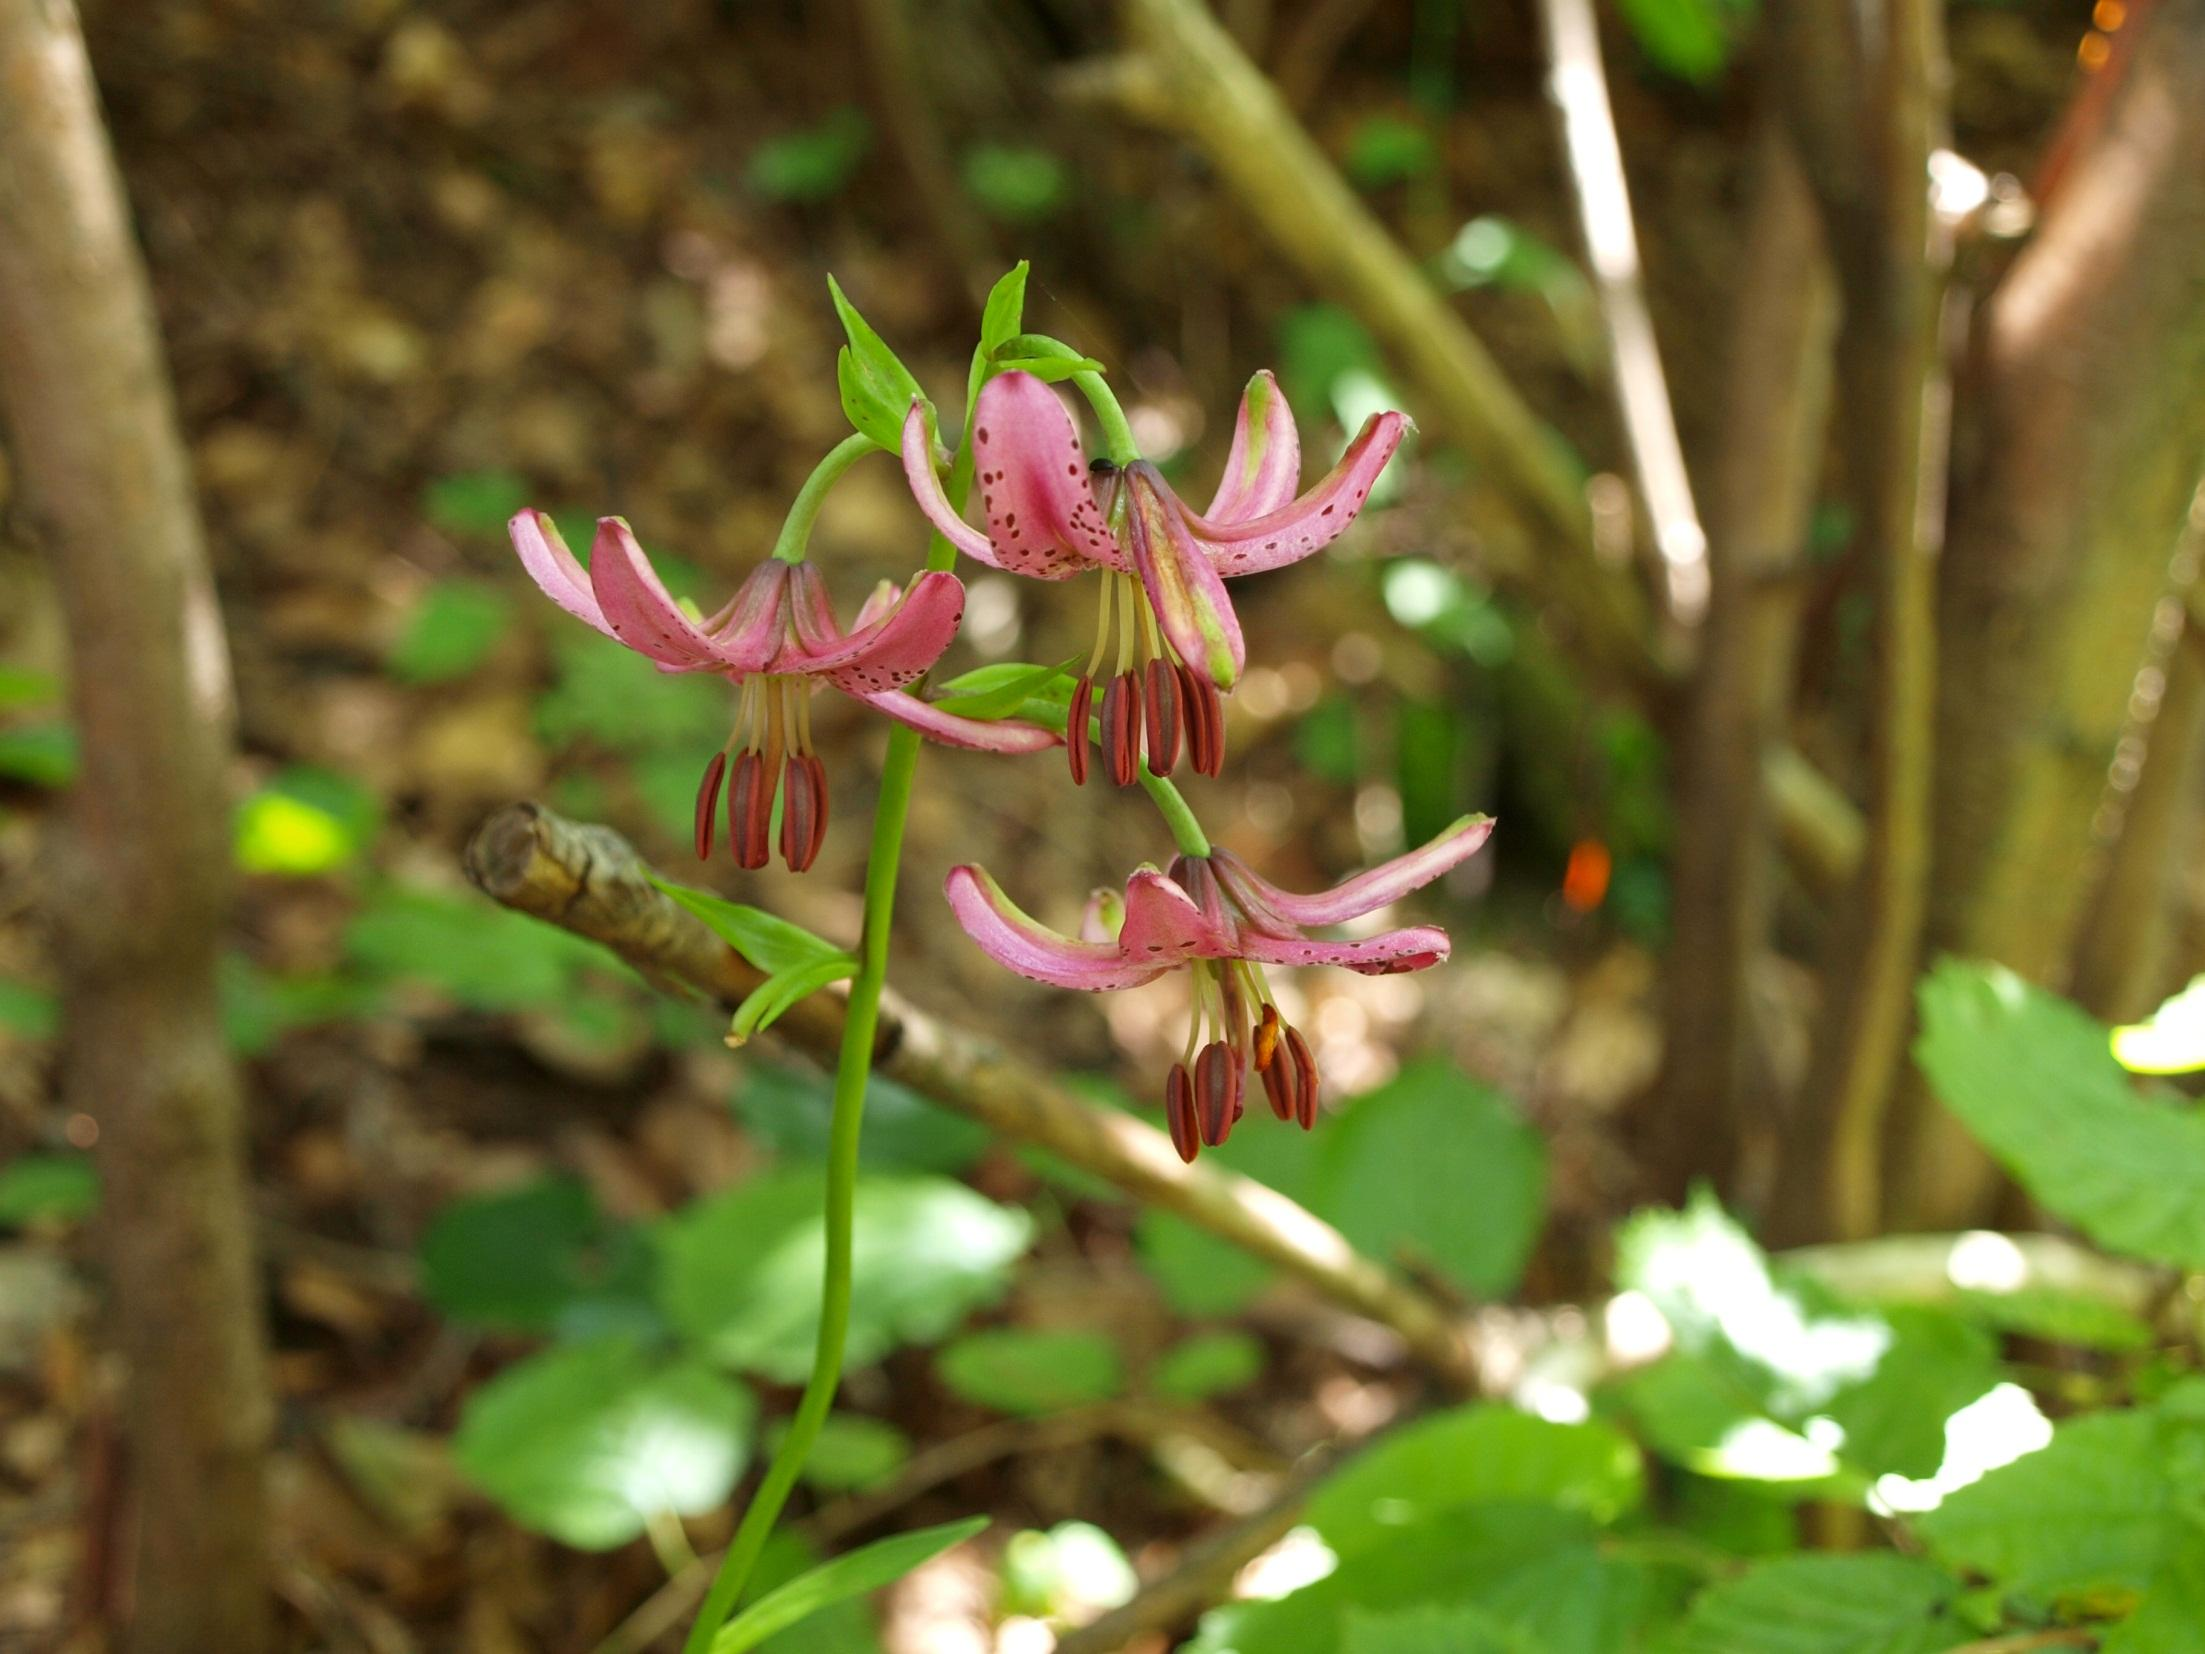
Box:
(465, 803, 1484, 1388)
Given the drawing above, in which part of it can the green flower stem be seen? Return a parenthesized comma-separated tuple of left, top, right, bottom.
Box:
(683, 425, 966, 1654)
(1072, 370, 1140, 467)
(770, 432, 880, 564)
(1139, 764, 1211, 858)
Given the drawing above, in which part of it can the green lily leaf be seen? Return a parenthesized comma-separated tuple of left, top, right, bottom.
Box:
(650, 877, 846, 977)
(828, 275, 930, 452)
(729, 951, 859, 1046)
(930, 658, 1080, 722)
(712, 1517, 989, 1652)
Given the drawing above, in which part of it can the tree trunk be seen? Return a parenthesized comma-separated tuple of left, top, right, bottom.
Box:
(1899, 0, 2205, 1226)
(0, 3, 272, 1649)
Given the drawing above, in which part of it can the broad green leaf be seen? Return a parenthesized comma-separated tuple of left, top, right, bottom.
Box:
(1818, 1307, 2001, 1480)
(827, 275, 929, 452)
(979, 262, 1029, 359)
(1617, 0, 1744, 84)
(779, 1414, 909, 1494)
(1341, 1605, 1525, 1654)
(390, 582, 511, 683)
(1917, 961, 2205, 1268)
(1955, 1285, 2154, 1352)
(936, 1328, 1123, 1416)
(2107, 1536, 2205, 1653)
(659, 1170, 1032, 1381)
(453, 1336, 754, 1550)
(347, 885, 609, 1011)
(1152, 1330, 1266, 1403)
(1916, 1408, 2171, 1599)
(962, 143, 1068, 222)
(732, 1062, 990, 1175)
(1000, 1521, 1139, 1622)
(0, 724, 78, 787)
(1662, 1554, 1958, 1654)
(1306, 1405, 1645, 1560)
(0, 1154, 98, 1227)
(746, 108, 870, 204)
(422, 469, 530, 537)
(1310, 1058, 1547, 1298)
(0, 979, 57, 1040)
(420, 1176, 653, 1336)
(713, 1517, 988, 1653)
(1610, 1352, 1844, 1488)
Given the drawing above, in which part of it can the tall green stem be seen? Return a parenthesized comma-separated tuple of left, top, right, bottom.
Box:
(682, 444, 964, 1654)
(770, 432, 880, 563)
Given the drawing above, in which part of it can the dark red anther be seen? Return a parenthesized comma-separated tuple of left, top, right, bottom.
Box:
(1065, 676, 1093, 786)
(1101, 670, 1143, 786)
(694, 750, 728, 862)
(1178, 662, 1226, 777)
(1143, 658, 1182, 776)
(778, 755, 823, 873)
(1260, 1048, 1297, 1121)
(1285, 1025, 1319, 1130)
(803, 754, 830, 868)
(727, 750, 773, 870)
(1165, 1063, 1200, 1163)
(1194, 1041, 1240, 1147)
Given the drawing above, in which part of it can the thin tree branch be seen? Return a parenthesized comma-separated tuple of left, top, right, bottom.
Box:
(0, 1, 272, 1648)
(465, 803, 1485, 1388)
(1771, 0, 1953, 1244)
(1648, 122, 1835, 1207)
(1536, 0, 1708, 626)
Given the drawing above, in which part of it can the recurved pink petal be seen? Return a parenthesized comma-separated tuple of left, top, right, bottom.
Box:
(788, 568, 964, 695)
(968, 373, 1129, 577)
(1203, 371, 1301, 524)
(509, 510, 612, 635)
(1126, 467, 1245, 690)
(1119, 867, 1238, 964)
(946, 866, 1169, 991)
(587, 518, 760, 672)
(849, 578, 901, 633)
(1235, 923, 1451, 975)
(850, 687, 1061, 752)
(1186, 410, 1410, 575)
(901, 403, 1005, 567)
(711, 558, 797, 673)
(1213, 814, 1493, 931)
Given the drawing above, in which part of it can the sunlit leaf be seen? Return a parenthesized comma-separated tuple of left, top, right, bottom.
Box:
(1917, 961, 2205, 1268)
(1000, 1522, 1138, 1624)
(1664, 1554, 1959, 1654)
(658, 1170, 1032, 1382)
(453, 1336, 754, 1550)
(2111, 975, 2205, 1074)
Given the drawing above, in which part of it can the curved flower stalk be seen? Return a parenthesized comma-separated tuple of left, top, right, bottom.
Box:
(945, 814, 1492, 1160)
(901, 369, 1409, 786)
(510, 509, 1055, 871)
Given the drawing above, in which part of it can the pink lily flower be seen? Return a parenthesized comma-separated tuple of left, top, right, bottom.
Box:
(944, 814, 1492, 1160)
(902, 370, 1408, 787)
(510, 510, 1055, 872)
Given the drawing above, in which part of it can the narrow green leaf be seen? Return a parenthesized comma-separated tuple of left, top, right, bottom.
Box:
(712, 1517, 988, 1653)
(827, 275, 930, 451)
(651, 876, 845, 976)
(930, 659, 1079, 721)
(979, 262, 1030, 358)
(729, 952, 858, 1044)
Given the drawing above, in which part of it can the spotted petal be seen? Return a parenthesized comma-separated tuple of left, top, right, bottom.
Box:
(1213, 815, 1493, 932)
(1235, 923, 1451, 975)
(1119, 867, 1238, 964)
(850, 688, 1060, 752)
(783, 566, 964, 695)
(1127, 466, 1245, 691)
(1187, 410, 1410, 575)
(970, 373, 1129, 576)
(588, 518, 778, 672)
(946, 866, 1170, 990)
(1203, 371, 1301, 524)
(509, 510, 610, 634)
